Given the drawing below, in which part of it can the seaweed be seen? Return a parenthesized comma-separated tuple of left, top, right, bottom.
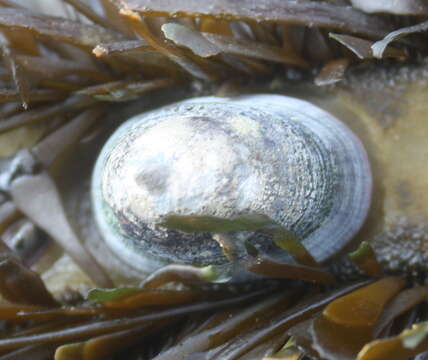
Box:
(0, 1, 428, 359)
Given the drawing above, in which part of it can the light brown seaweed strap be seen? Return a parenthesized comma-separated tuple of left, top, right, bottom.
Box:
(120, 9, 216, 80)
(114, 0, 392, 38)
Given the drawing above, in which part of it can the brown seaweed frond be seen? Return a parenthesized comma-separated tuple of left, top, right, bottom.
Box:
(0, 269, 427, 360)
(0, 227, 426, 360)
(0, 1, 428, 360)
(0, 0, 428, 121)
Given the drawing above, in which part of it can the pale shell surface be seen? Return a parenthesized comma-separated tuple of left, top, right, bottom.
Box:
(92, 95, 372, 274)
